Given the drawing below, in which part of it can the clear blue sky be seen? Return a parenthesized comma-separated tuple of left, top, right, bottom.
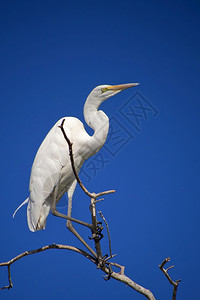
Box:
(0, 1, 199, 299)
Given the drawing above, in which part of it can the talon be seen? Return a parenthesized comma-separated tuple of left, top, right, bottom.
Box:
(104, 274, 111, 281)
(97, 232, 104, 241)
(103, 263, 113, 281)
(88, 232, 104, 241)
(97, 223, 104, 232)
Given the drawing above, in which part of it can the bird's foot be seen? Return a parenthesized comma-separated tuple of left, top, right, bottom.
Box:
(88, 220, 104, 241)
(103, 263, 113, 281)
(89, 231, 104, 242)
(97, 221, 103, 231)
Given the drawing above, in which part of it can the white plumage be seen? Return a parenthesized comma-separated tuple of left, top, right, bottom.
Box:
(27, 117, 86, 231)
(14, 83, 138, 231)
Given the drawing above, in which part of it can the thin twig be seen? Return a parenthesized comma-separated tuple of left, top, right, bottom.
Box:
(159, 257, 181, 300)
(109, 262, 125, 275)
(59, 119, 115, 199)
(59, 119, 91, 197)
(89, 197, 103, 265)
(0, 265, 13, 290)
(98, 211, 112, 257)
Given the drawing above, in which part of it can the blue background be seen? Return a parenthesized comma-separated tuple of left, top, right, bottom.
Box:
(0, 1, 199, 299)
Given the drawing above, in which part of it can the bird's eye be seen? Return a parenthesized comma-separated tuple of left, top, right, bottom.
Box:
(101, 88, 108, 93)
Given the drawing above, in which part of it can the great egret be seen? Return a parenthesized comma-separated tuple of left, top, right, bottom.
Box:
(14, 83, 138, 235)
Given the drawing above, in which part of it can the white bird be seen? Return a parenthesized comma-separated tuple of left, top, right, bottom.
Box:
(14, 83, 138, 236)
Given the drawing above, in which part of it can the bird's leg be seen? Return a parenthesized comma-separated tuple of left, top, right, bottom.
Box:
(51, 186, 97, 258)
(51, 207, 92, 229)
(51, 186, 92, 229)
(66, 219, 97, 258)
(66, 194, 97, 258)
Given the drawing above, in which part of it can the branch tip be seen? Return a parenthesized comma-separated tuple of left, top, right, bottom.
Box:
(159, 257, 181, 300)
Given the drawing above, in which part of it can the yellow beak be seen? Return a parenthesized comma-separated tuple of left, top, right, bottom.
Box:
(102, 83, 139, 92)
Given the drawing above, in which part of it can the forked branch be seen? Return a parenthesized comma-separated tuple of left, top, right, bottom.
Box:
(0, 243, 155, 299)
(0, 244, 96, 290)
(159, 257, 181, 300)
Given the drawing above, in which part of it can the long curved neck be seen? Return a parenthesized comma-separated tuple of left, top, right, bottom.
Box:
(83, 94, 109, 155)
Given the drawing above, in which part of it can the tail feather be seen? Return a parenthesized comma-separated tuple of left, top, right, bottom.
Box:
(13, 196, 51, 232)
(13, 198, 29, 218)
(27, 198, 50, 232)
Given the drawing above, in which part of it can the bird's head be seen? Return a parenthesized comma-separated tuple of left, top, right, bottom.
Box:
(84, 82, 140, 128)
(84, 82, 140, 136)
(90, 83, 140, 102)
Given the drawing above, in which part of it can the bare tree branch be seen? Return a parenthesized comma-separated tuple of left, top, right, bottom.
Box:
(159, 257, 181, 300)
(58, 119, 115, 199)
(98, 210, 112, 257)
(0, 243, 155, 299)
(0, 244, 96, 290)
(110, 272, 155, 300)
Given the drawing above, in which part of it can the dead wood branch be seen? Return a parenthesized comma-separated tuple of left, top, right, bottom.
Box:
(0, 244, 155, 299)
(98, 210, 112, 257)
(0, 244, 95, 290)
(159, 257, 181, 300)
